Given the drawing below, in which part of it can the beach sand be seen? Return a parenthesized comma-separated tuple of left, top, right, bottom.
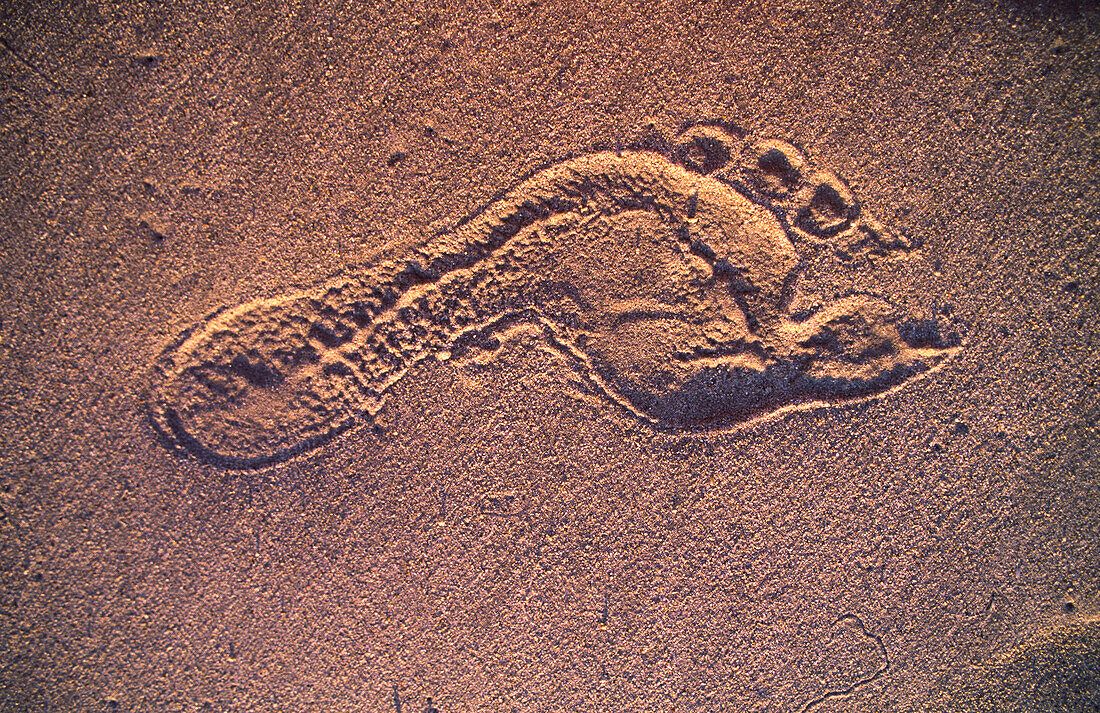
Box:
(1, 0, 1098, 710)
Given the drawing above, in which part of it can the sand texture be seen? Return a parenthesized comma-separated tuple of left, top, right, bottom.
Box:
(1, 0, 1098, 711)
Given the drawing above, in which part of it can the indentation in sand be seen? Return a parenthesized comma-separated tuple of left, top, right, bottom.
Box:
(148, 123, 961, 467)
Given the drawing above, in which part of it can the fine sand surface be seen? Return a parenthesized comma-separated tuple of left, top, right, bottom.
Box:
(1, 1, 1098, 711)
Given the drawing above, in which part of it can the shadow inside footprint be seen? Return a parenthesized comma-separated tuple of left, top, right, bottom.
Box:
(147, 123, 961, 467)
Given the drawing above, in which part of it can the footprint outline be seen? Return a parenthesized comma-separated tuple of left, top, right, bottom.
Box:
(147, 122, 962, 468)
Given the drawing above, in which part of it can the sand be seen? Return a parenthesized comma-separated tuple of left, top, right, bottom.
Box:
(1, 0, 1098, 711)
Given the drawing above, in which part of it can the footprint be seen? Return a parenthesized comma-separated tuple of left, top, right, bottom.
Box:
(147, 123, 961, 467)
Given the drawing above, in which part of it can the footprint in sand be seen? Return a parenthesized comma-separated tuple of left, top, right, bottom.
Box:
(147, 123, 961, 467)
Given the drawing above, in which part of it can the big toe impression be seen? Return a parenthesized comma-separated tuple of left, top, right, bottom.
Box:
(148, 295, 365, 467)
(784, 295, 960, 397)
